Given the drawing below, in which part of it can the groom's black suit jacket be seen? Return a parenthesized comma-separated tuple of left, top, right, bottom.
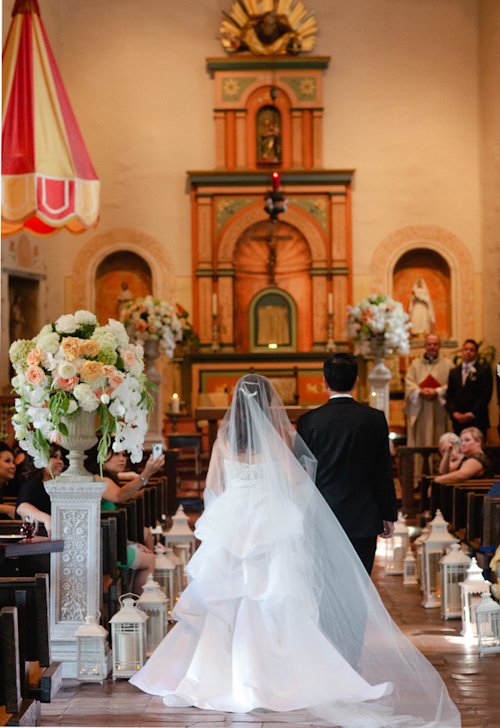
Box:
(446, 361, 492, 436)
(297, 397, 397, 539)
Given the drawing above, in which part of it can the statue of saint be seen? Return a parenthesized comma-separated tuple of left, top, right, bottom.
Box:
(257, 108, 282, 164)
(116, 281, 134, 320)
(409, 278, 435, 337)
(10, 293, 26, 343)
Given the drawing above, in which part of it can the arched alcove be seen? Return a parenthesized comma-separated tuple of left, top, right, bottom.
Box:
(95, 251, 152, 325)
(393, 249, 451, 338)
(249, 287, 297, 352)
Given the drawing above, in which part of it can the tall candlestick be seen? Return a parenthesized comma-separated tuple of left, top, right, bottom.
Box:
(212, 293, 217, 316)
(328, 292, 333, 315)
(171, 394, 180, 414)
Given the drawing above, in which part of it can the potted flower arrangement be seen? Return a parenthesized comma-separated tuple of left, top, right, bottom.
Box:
(120, 296, 183, 358)
(346, 294, 411, 361)
(9, 310, 155, 473)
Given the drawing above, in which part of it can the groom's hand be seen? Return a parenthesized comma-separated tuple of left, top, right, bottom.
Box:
(380, 520, 394, 539)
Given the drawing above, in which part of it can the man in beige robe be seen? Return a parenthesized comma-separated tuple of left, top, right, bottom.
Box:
(404, 334, 454, 446)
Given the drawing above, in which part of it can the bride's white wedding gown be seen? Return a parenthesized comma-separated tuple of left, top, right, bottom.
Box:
(130, 459, 392, 712)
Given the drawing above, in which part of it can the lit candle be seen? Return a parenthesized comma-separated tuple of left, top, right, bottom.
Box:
(328, 292, 333, 315)
(212, 292, 217, 316)
(171, 394, 180, 414)
(272, 171, 280, 190)
(118, 633, 136, 669)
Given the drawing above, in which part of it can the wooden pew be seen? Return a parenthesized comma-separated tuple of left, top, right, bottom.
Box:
(483, 496, 500, 549)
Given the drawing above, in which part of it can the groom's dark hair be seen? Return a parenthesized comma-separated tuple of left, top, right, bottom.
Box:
(324, 353, 358, 392)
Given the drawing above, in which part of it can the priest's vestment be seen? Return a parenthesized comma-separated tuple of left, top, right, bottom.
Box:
(404, 355, 454, 447)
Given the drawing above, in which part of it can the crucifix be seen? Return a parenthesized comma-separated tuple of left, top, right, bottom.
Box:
(251, 220, 292, 284)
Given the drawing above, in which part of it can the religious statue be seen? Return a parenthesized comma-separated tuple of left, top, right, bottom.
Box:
(219, 3, 317, 56)
(257, 108, 282, 164)
(9, 293, 26, 343)
(408, 278, 435, 337)
(116, 281, 134, 320)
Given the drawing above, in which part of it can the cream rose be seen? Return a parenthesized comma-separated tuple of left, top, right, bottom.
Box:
(61, 337, 82, 361)
(58, 361, 77, 379)
(120, 349, 137, 370)
(55, 314, 78, 334)
(26, 365, 46, 386)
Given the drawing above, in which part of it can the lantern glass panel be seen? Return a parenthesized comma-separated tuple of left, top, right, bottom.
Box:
(114, 624, 142, 672)
(442, 567, 464, 616)
(78, 639, 103, 678)
(477, 612, 500, 649)
(427, 552, 442, 597)
(144, 608, 165, 654)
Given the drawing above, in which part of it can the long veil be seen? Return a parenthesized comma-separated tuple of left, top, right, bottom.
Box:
(203, 374, 460, 728)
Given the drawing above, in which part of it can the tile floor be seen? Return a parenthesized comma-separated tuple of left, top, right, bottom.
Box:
(42, 553, 500, 728)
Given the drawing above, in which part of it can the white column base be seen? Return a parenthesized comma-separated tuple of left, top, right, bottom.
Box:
(45, 477, 106, 677)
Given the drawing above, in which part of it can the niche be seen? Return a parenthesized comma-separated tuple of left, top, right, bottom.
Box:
(95, 251, 152, 325)
(9, 276, 39, 344)
(256, 106, 282, 165)
(249, 288, 297, 352)
(393, 249, 451, 339)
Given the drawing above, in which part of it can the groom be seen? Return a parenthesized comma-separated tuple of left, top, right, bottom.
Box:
(297, 353, 397, 574)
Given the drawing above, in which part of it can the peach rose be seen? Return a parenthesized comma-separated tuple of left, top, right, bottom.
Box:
(102, 365, 117, 378)
(26, 365, 46, 386)
(93, 388, 103, 400)
(26, 348, 44, 366)
(136, 320, 147, 332)
(80, 340, 100, 357)
(55, 376, 79, 392)
(108, 373, 124, 390)
(121, 349, 137, 369)
(80, 360, 104, 382)
(61, 337, 82, 361)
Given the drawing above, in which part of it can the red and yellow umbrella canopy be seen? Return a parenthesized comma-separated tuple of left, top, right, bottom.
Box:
(2, 0, 100, 236)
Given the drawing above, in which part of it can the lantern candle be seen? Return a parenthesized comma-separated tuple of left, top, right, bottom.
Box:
(171, 394, 180, 414)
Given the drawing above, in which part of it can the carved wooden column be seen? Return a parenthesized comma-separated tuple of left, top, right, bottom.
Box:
(225, 110, 236, 170)
(311, 268, 328, 346)
(235, 111, 247, 169)
(291, 110, 303, 168)
(312, 110, 323, 169)
(196, 196, 214, 345)
(218, 270, 234, 348)
(214, 111, 226, 169)
(331, 194, 349, 341)
(45, 476, 108, 678)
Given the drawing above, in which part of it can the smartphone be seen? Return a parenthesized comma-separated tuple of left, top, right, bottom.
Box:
(152, 443, 163, 458)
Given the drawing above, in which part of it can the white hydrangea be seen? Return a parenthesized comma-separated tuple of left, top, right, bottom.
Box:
(74, 310, 97, 326)
(36, 324, 53, 339)
(55, 314, 78, 334)
(36, 332, 60, 355)
(91, 328, 118, 350)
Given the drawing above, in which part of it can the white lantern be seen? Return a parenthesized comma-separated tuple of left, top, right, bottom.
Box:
(109, 594, 148, 678)
(414, 524, 431, 590)
(440, 544, 471, 620)
(422, 509, 458, 609)
(137, 574, 168, 655)
(403, 548, 418, 585)
(165, 546, 184, 603)
(476, 593, 500, 655)
(154, 546, 176, 620)
(75, 613, 110, 683)
(173, 543, 190, 588)
(384, 512, 409, 575)
(460, 558, 491, 638)
(165, 505, 196, 559)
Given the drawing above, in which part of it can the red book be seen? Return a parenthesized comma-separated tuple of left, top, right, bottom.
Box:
(419, 374, 441, 389)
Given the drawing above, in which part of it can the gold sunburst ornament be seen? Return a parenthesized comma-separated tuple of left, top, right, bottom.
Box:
(219, 0, 317, 56)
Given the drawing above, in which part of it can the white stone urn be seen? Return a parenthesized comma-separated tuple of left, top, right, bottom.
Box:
(143, 338, 165, 447)
(58, 409, 98, 480)
(367, 335, 392, 421)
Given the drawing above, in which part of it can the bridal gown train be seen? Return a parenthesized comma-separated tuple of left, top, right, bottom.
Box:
(130, 459, 391, 713)
(130, 374, 461, 728)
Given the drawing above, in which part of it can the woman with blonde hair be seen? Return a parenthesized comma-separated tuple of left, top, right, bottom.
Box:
(435, 426, 492, 482)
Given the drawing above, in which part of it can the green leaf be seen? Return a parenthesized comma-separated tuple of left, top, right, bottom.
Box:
(58, 422, 68, 436)
(144, 379, 158, 392)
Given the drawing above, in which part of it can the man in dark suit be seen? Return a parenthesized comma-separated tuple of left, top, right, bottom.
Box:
(297, 353, 397, 574)
(446, 339, 493, 439)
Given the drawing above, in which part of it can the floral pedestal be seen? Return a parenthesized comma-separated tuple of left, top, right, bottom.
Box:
(367, 338, 392, 421)
(44, 412, 110, 678)
(143, 339, 165, 448)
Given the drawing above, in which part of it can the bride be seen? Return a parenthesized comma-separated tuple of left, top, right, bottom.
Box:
(130, 374, 460, 728)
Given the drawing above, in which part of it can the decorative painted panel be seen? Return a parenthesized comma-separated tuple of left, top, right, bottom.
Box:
(215, 197, 259, 236)
(288, 196, 328, 234)
(280, 76, 317, 101)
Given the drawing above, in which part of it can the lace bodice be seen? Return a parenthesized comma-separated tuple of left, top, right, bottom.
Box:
(222, 459, 265, 483)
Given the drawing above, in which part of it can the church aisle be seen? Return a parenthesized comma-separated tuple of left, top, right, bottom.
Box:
(41, 552, 498, 728)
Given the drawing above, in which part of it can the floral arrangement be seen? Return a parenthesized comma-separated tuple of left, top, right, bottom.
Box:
(346, 295, 411, 357)
(9, 311, 155, 469)
(120, 296, 183, 358)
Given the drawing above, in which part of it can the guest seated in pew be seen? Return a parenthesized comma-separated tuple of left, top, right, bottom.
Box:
(0, 443, 17, 519)
(15, 445, 65, 534)
(434, 426, 493, 483)
(437, 432, 464, 475)
(87, 445, 164, 592)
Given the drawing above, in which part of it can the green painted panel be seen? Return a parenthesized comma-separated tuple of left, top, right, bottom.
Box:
(216, 197, 259, 235)
(222, 77, 257, 102)
(288, 196, 328, 233)
(280, 76, 317, 101)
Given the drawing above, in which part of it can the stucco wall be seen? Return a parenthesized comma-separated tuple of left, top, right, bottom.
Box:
(1, 0, 492, 366)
